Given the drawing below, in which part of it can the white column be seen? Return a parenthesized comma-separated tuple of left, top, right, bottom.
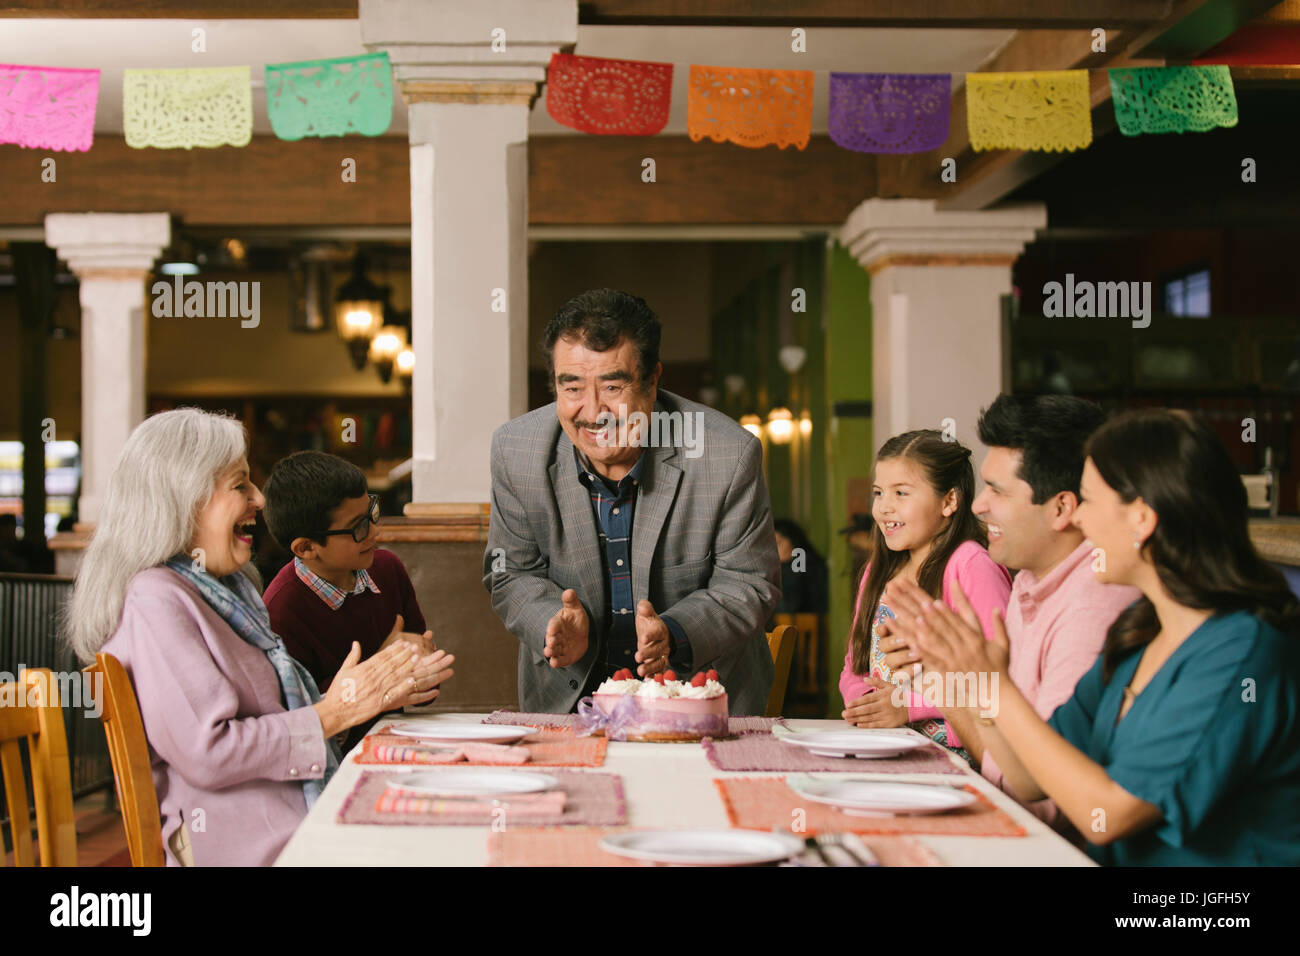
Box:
(361, 0, 577, 504)
(44, 212, 170, 525)
(840, 199, 1046, 453)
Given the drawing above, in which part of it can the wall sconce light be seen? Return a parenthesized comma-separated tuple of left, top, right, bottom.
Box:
(739, 413, 763, 438)
(335, 252, 384, 370)
(799, 410, 812, 437)
(767, 407, 794, 444)
(778, 345, 807, 375)
(396, 346, 415, 378)
(369, 326, 406, 383)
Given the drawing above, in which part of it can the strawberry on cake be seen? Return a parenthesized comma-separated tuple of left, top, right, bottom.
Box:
(584, 668, 729, 742)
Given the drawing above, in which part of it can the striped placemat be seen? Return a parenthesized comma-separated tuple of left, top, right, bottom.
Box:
(337, 769, 627, 827)
(355, 729, 607, 767)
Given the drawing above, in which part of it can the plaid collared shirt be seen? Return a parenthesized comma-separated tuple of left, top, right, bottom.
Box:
(293, 556, 381, 610)
(574, 448, 646, 682)
(574, 449, 692, 696)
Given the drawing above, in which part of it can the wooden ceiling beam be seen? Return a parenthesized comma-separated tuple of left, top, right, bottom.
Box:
(1130, 0, 1284, 57)
(875, 28, 1145, 206)
(574, 1, 1171, 29)
(0, 134, 873, 229)
(0, 0, 358, 16)
(0, 0, 1171, 25)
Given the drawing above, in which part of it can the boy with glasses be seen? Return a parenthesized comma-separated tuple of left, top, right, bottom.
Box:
(263, 451, 435, 751)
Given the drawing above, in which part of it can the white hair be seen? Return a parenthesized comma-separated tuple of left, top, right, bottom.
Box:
(66, 408, 248, 663)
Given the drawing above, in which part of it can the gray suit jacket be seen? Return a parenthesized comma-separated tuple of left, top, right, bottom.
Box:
(482, 390, 780, 715)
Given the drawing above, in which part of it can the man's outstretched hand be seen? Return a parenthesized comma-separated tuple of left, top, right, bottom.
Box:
(544, 588, 589, 668)
(634, 600, 671, 678)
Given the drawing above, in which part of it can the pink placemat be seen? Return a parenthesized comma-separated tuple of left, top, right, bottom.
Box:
(483, 711, 582, 730)
(337, 769, 627, 827)
(702, 733, 965, 774)
(727, 716, 781, 735)
(483, 710, 778, 736)
(376, 788, 568, 824)
(714, 777, 1026, 838)
(356, 730, 607, 767)
(486, 827, 944, 866)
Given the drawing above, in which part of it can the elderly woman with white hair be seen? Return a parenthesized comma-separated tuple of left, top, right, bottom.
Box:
(68, 408, 453, 866)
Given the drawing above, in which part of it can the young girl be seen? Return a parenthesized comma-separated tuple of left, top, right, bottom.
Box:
(839, 429, 1011, 760)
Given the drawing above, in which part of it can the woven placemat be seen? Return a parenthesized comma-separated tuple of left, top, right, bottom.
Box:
(702, 733, 964, 774)
(482, 711, 583, 730)
(483, 710, 778, 736)
(486, 826, 944, 866)
(713, 777, 1026, 838)
(355, 729, 607, 767)
(337, 769, 626, 827)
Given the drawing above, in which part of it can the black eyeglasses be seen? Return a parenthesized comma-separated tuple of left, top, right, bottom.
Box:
(314, 494, 381, 544)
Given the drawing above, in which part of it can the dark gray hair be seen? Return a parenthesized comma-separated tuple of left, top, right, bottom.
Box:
(541, 288, 661, 393)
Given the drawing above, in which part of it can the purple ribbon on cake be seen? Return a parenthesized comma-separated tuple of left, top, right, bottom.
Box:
(576, 694, 642, 741)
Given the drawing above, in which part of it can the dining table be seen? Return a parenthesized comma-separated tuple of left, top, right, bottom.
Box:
(274, 712, 1095, 867)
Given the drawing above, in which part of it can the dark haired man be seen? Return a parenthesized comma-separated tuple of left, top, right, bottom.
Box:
(881, 394, 1139, 826)
(483, 288, 780, 715)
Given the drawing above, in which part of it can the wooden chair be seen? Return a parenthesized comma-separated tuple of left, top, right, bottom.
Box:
(774, 612, 824, 696)
(84, 653, 165, 867)
(765, 624, 797, 718)
(1, 668, 77, 866)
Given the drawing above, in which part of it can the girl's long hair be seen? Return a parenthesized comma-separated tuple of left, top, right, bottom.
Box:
(66, 408, 248, 663)
(1088, 409, 1300, 680)
(850, 429, 986, 674)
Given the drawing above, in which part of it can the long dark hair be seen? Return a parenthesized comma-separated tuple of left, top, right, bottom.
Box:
(1088, 409, 1300, 680)
(851, 429, 986, 675)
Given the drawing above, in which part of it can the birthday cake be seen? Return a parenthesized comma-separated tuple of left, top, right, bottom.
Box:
(585, 668, 729, 742)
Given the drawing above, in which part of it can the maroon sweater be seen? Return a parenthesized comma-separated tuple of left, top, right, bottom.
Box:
(264, 548, 426, 751)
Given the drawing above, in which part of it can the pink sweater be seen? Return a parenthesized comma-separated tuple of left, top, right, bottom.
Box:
(839, 540, 1011, 740)
(102, 567, 329, 866)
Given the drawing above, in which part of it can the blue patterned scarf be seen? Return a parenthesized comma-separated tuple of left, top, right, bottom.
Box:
(165, 555, 339, 808)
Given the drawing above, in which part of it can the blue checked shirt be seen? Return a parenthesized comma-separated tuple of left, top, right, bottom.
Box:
(574, 449, 691, 691)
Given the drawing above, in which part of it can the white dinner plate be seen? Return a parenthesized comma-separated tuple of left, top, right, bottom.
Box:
(778, 731, 930, 759)
(385, 722, 535, 744)
(599, 829, 804, 866)
(787, 776, 977, 815)
(384, 770, 559, 797)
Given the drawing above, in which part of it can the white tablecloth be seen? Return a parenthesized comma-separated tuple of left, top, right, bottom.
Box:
(274, 713, 1094, 866)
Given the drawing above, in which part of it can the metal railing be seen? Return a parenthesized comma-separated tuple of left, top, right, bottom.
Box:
(0, 573, 114, 845)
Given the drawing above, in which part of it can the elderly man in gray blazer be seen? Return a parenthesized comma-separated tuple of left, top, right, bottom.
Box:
(483, 289, 780, 716)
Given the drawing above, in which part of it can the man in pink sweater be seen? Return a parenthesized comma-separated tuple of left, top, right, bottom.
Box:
(881, 395, 1138, 828)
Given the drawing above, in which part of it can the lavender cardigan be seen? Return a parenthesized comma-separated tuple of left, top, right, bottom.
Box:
(102, 567, 329, 866)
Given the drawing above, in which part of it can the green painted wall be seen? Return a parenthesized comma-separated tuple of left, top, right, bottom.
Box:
(822, 240, 873, 717)
(708, 238, 870, 717)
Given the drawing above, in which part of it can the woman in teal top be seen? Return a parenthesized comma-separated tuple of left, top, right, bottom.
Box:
(1047, 610, 1299, 864)
(907, 408, 1300, 865)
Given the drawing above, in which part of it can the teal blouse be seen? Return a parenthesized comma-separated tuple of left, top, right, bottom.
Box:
(1046, 609, 1300, 865)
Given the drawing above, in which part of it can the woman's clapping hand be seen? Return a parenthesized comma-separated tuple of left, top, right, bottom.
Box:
(313, 639, 454, 739)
